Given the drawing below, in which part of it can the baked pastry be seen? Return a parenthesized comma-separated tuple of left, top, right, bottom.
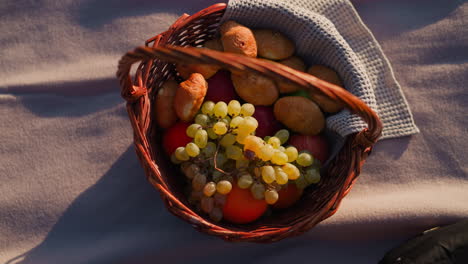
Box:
(220, 20, 257, 58)
(176, 63, 219, 80)
(273, 96, 325, 135)
(307, 65, 344, 113)
(174, 73, 208, 121)
(277, 56, 307, 93)
(254, 29, 295, 60)
(231, 71, 278, 106)
(155, 79, 179, 128)
(203, 38, 223, 51)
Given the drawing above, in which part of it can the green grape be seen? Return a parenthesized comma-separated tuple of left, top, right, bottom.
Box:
(195, 114, 210, 126)
(237, 173, 254, 189)
(181, 162, 199, 179)
(209, 207, 223, 222)
(192, 173, 207, 191)
(238, 120, 253, 134)
(226, 145, 243, 160)
(253, 167, 261, 178)
(194, 129, 208, 148)
(227, 100, 241, 116)
(297, 152, 314, 167)
(188, 190, 202, 204)
(235, 159, 250, 170)
(221, 116, 231, 126)
(214, 192, 226, 206)
(250, 182, 265, 200)
(284, 146, 298, 162)
(223, 174, 234, 184)
(174, 147, 190, 161)
(240, 103, 255, 116)
(201, 101, 215, 115)
(243, 135, 263, 154)
(202, 142, 217, 157)
(217, 152, 228, 167)
(282, 163, 300, 180)
(264, 189, 279, 205)
(201, 196, 214, 213)
(261, 165, 275, 184)
(274, 167, 289, 185)
(230, 116, 244, 128)
(220, 133, 236, 147)
(213, 122, 228, 135)
(216, 180, 232, 195)
(278, 146, 286, 152)
(244, 116, 258, 130)
(170, 153, 182, 164)
(210, 152, 227, 168)
(295, 175, 309, 190)
(263, 136, 271, 142)
(274, 129, 290, 144)
(185, 142, 200, 157)
(267, 137, 281, 149)
(203, 182, 217, 197)
(213, 102, 228, 118)
(186, 124, 202, 138)
(212, 170, 223, 183)
(258, 144, 274, 161)
(207, 127, 218, 139)
(271, 150, 288, 165)
(238, 117, 258, 134)
(305, 168, 320, 184)
(236, 132, 249, 144)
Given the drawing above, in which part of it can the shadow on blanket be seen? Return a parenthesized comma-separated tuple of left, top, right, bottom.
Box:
(5, 146, 200, 264)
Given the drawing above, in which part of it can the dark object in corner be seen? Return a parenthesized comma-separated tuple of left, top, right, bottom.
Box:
(380, 219, 468, 264)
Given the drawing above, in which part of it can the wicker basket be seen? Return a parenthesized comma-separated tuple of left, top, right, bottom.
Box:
(117, 3, 382, 242)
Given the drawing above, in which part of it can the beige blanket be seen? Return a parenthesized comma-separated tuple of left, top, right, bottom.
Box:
(1, 0, 467, 263)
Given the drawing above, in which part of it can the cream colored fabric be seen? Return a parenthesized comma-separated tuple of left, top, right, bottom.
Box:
(223, 0, 419, 139)
(1, 1, 467, 263)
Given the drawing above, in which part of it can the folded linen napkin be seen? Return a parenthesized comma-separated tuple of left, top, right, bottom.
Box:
(223, 0, 419, 139)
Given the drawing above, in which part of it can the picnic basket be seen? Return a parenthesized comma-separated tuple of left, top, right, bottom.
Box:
(117, 3, 382, 242)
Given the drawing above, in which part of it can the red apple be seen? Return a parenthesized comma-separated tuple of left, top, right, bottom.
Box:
(163, 122, 192, 155)
(252, 106, 283, 138)
(272, 183, 302, 209)
(205, 70, 237, 103)
(289, 134, 329, 164)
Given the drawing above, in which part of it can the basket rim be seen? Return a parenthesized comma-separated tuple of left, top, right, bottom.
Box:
(116, 3, 382, 243)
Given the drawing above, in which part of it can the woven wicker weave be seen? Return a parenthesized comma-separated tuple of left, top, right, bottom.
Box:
(116, 3, 382, 242)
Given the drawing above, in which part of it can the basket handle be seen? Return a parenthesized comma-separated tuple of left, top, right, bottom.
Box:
(117, 45, 382, 148)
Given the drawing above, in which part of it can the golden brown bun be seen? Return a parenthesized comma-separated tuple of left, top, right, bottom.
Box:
(174, 73, 208, 121)
(307, 65, 344, 113)
(231, 71, 278, 106)
(220, 21, 257, 58)
(175, 38, 224, 80)
(277, 56, 307, 93)
(176, 63, 220, 80)
(155, 80, 179, 128)
(254, 29, 295, 60)
(203, 38, 223, 51)
(274, 96, 325, 135)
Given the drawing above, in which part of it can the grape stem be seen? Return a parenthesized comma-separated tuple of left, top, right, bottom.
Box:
(213, 143, 229, 175)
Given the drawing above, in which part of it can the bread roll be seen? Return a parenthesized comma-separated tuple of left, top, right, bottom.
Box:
(274, 96, 325, 135)
(307, 65, 344, 113)
(231, 71, 278, 106)
(155, 80, 179, 128)
(220, 21, 257, 58)
(174, 73, 208, 121)
(254, 29, 295, 60)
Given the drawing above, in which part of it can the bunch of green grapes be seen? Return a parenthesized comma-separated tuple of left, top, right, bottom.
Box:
(239, 131, 320, 204)
(172, 100, 321, 222)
